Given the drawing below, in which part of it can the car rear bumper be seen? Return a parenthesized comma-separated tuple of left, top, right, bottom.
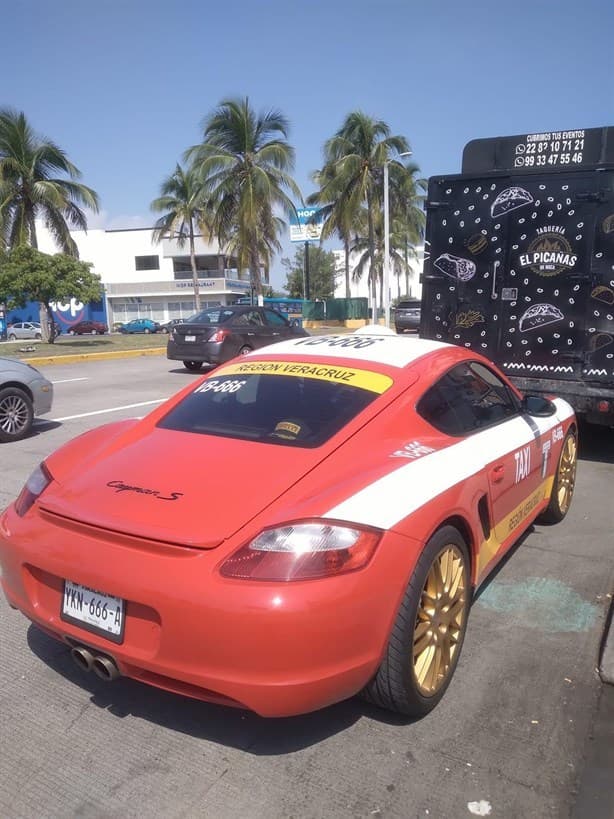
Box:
(166, 339, 223, 365)
(0, 505, 419, 716)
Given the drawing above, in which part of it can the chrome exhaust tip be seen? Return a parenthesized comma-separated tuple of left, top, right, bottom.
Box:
(71, 646, 95, 673)
(92, 655, 120, 682)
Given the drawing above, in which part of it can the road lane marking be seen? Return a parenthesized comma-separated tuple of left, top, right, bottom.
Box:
(51, 378, 89, 384)
(53, 399, 169, 422)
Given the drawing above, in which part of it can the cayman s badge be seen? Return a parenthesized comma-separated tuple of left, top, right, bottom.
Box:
(106, 480, 183, 501)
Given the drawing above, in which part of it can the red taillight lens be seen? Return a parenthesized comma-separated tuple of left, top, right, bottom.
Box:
(14, 463, 52, 517)
(209, 328, 231, 343)
(219, 521, 382, 581)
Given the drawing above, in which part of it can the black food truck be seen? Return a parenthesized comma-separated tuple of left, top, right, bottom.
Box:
(420, 126, 614, 426)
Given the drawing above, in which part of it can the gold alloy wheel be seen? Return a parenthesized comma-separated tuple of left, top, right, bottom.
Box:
(413, 545, 468, 696)
(557, 434, 577, 515)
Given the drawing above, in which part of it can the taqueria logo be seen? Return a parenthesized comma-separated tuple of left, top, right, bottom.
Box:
(519, 226, 577, 277)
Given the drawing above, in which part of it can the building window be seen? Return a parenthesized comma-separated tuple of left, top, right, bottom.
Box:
(135, 255, 160, 271)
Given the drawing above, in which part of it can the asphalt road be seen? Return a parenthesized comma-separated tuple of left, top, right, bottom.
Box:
(1, 354, 613, 819)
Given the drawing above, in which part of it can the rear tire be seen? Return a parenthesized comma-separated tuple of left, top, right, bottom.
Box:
(144, 328, 151, 334)
(183, 361, 203, 371)
(0, 387, 34, 442)
(8, 333, 16, 341)
(239, 346, 252, 356)
(361, 525, 470, 717)
(537, 430, 577, 524)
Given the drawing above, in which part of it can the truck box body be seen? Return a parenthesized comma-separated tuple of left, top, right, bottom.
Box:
(420, 127, 614, 425)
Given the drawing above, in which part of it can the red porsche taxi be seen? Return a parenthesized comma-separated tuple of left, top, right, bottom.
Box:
(0, 334, 577, 718)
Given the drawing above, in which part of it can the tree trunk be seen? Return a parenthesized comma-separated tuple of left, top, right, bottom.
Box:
(38, 302, 56, 344)
(344, 237, 350, 299)
(189, 226, 201, 311)
(366, 193, 377, 320)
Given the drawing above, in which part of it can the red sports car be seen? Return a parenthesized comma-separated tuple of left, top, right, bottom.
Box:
(0, 334, 577, 717)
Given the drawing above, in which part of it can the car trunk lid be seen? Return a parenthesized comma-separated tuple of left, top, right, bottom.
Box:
(38, 427, 327, 549)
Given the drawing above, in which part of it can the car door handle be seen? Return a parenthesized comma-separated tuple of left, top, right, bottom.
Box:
(489, 464, 505, 483)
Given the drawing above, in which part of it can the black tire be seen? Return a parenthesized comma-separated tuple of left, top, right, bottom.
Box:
(8, 333, 16, 341)
(0, 387, 34, 443)
(537, 430, 577, 524)
(183, 361, 203, 371)
(35, 333, 42, 340)
(239, 346, 252, 356)
(144, 328, 151, 334)
(361, 525, 471, 717)
(69, 330, 76, 336)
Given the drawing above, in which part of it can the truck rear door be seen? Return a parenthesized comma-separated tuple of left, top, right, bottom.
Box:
(422, 172, 604, 383)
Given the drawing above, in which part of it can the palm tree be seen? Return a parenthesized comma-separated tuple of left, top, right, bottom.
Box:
(316, 111, 410, 311)
(186, 97, 301, 297)
(0, 108, 99, 256)
(387, 162, 427, 298)
(307, 163, 358, 299)
(151, 163, 211, 311)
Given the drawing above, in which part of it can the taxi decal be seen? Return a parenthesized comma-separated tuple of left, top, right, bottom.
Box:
(477, 477, 554, 575)
(325, 400, 574, 531)
(219, 360, 393, 394)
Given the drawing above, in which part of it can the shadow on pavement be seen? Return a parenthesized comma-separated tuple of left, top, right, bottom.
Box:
(26, 625, 413, 752)
(577, 420, 614, 465)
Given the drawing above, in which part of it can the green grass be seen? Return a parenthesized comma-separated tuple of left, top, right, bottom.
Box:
(0, 332, 166, 360)
(0, 322, 355, 361)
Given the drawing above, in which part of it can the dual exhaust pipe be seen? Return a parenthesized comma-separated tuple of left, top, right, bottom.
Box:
(70, 645, 120, 682)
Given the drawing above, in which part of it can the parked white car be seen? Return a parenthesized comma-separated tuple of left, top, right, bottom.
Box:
(7, 322, 42, 341)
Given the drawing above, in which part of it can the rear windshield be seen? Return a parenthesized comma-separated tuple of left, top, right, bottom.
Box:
(157, 369, 389, 447)
(187, 307, 236, 325)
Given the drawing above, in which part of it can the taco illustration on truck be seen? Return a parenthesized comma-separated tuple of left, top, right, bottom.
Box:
(519, 304, 564, 332)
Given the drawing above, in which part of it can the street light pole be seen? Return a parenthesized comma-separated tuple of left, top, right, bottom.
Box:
(383, 151, 412, 328)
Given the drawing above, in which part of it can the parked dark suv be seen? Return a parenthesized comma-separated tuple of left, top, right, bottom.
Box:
(393, 300, 421, 334)
(167, 305, 309, 371)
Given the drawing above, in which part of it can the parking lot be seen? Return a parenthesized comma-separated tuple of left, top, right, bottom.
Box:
(1, 353, 613, 818)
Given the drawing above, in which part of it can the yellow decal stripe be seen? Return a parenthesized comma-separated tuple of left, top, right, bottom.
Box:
(218, 360, 393, 394)
(477, 477, 554, 576)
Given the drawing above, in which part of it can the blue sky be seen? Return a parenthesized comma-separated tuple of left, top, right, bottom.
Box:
(3, 0, 612, 288)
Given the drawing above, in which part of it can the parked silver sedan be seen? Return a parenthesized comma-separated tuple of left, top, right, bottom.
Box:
(0, 358, 53, 442)
(7, 322, 42, 341)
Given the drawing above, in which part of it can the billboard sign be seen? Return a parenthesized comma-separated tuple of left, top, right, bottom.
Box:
(290, 207, 324, 243)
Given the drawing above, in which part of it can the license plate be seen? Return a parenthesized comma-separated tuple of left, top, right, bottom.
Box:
(61, 580, 125, 644)
(185, 335, 196, 342)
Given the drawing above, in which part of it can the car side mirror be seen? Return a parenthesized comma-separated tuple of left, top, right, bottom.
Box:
(521, 394, 557, 417)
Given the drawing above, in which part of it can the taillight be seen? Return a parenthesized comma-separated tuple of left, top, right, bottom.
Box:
(219, 521, 382, 581)
(14, 463, 52, 517)
(209, 328, 231, 343)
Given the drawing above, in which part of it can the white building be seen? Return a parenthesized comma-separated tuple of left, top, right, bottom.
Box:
(332, 245, 425, 303)
(36, 225, 251, 326)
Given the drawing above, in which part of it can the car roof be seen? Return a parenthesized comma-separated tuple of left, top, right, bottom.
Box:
(239, 334, 453, 370)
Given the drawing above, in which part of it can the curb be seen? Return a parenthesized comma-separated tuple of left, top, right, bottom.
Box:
(21, 347, 166, 366)
(599, 596, 614, 685)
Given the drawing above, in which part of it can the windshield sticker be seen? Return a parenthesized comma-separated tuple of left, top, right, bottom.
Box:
(218, 361, 393, 393)
(194, 379, 246, 394)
